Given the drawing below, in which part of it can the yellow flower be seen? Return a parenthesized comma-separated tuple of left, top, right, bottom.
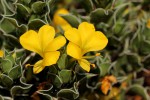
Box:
(65, 22, 108, 72)
(0, 50, 4, 57)
(53, 8, 72, 32)
(20, 25, 66, 74)
(146, 19, 150, 29)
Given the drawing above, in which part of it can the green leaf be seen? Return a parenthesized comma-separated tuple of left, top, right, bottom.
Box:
(31, 1, 46, 14)
(8, 66, 22, 80)
(0, 0, 15, 15)
(77, 73, 97, 84)
(3, 35, 20, 49)
(19, 77, 33, 87)
(47, 0, 56, 10)
(77, 0, 94, 13)
(19, 0, 31, 5)
(37, 84, 53, 94)
(99, 63, 110, 77)
(59, 70, 72, 84)
(140, 40, 150, 54)
(133, 77, 144, 85)
(60, 14, 80, 28)
(28, 19, 46, 30)
(1, 59, 13, 74)
(5, 57, 14, 66)
(95, 0, 113, 8)
(143, 28, 150, 40)
(0, 17, 27, 34)
(57, 89, 77, 99)
(37, 84, 53, 100)
(47, 73, 62, 88)
(5, 17, 27, 33)
(16, 3, 31, 17)
(126, 53, 142, 69)
(57, 53, 68, 70)
(10, 85, 32, 97)
(0, 18, 15, 34)
(0, 0, 5, 15)
(28, 14, 40, 21)
(0, 74, 13, 88)
(128, 84, 150, 100)
(90, 8, 113, 23)
(48, 65, 58, 74)
(10, 77, 32, 98)
(57, 83, 79, 99)
(113, 20, 125, 35)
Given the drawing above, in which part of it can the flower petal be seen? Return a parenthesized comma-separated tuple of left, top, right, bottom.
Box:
(147, 19, 150, 29)
(53, 8, 72, 32)
(78, 22, 95, 47)
(65, 28, 81, 46)
(0, 50, 4, 57)
(45, 36, 66, 51)
(78, 59, 90, 72)
(33, 60, 45, 74)
(83, 31, 108, 54)
(43, 51, 60, 66)
(20, 30, 42, 56)
(61, 24, 72, 31)
(53, 8, 70, 26)
(38, 25, 55, 51)
(67, 42, 82, 59)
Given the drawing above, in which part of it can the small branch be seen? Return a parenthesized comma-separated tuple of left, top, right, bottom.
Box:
(22, 52, 36, 65)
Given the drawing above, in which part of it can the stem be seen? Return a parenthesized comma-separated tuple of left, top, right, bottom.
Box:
(22, 52, 36, 65)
